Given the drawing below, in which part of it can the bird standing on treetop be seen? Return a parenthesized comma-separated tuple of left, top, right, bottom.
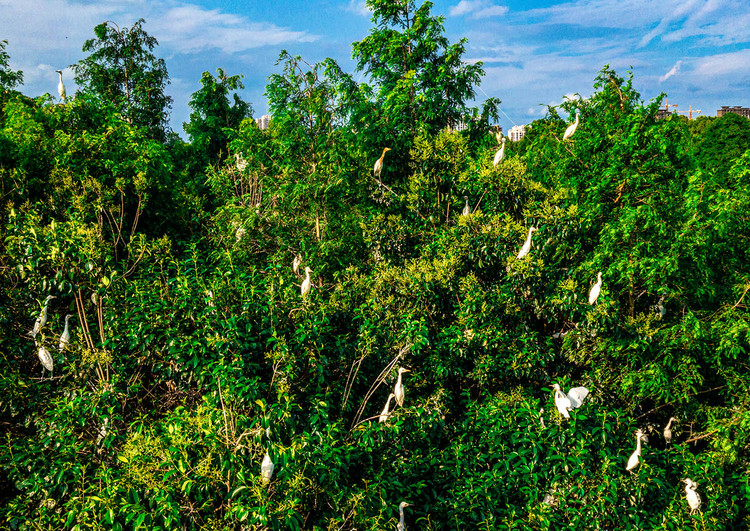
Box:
(493, 137, 506, 166)
(31, 295, 55, 338)
(516, 227, 537, 260)
(682, 478, 701, 514)
(626, 429, 645, 473)
(373, 147, 391, 178)
(397, 501, 411, 531)
(588, 272, 603, 305)
(55, 70, 66, 102)
(379, 393, 395, 423)
(663, 417, 677, 444)
(394, 367, 410, 407)
(552, 383, 589, 419)
(59, 314, 72, 352)
(563, 111, 579, 140)
(301, 267, 312, 298)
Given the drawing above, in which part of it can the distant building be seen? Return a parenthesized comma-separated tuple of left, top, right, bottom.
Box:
(656, 108, 676, 120)
(717, 106, 750, 119)
(255, 115, 270, 130)
(508, 124, 526, 142)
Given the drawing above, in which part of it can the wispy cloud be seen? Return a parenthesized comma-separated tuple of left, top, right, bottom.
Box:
(659, 60, 682, 82)
(693, 48, 750, 76)
(345, 0, 370, 17)
(450, 1, 508, 19)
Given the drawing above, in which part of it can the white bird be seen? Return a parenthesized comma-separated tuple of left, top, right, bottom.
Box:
(397, 501, 411, 531)
(293, 254, 302, 277)
(588, 272, 603, 305)
(493, 137, 506, 166)
(301, 267, 312, 297)
(56, 69, 66, 101)
(97, 418, 109, 444)
(462, 196, 471, 217)
(373, 147, 391, 178)
(59, 314, 72, 352)
(379, 393, 395, 423)
(552, 383, 589, 419)
(656, 296, 666, 318)
(563, 111, 579, 141)
(261, 450, 274, 485)
(37, 344, 54, 376)
(626, 429, 645, 473)
(663, 417, 677, 444)
(516, 227, 537, 260)
(31, 295, 55, 337)
(393, 367, 410, 407)
(235, 153, 247, 172)
(682, 478, 701, 514)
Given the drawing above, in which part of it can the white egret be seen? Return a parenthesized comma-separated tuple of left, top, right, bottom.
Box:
(626, 429, 645, 473)
(55, 69, 66, 102)
(563, 111, 579, 141)
(462, 196, 471, 217)
(393, 367, 410, 407)
(293, 254, 302, 277)
(656, 296, 666, 318)
(397, 501, 411, 531)
(373, 147, 391, 178)
(516, 227, 537, 260)
(493, 137, 506, 166)
(552, 383, 589, 419)
(379, 393, 395, 423)
(235, 153, 247, 172)
(37, 344, 53, 377)
(58, 314, 72, 352)
(261, 449, 274, 485)
(301, 267, 312, 298)
(31, 295, 55, 337)
(97, 418, 109, 444)
(588, 272, 603, 305)
(682, 478, 701, 514)
(663, 417, 677, 444)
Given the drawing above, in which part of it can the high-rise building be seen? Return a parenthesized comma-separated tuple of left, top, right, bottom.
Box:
(508, 124, 526, 142)
(255, 115, 270, 130)
(717, 106, 750, 119)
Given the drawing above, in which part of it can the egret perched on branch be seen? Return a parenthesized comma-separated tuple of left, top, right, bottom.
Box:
(373, 147, 391, 178)
(261, 450, 274, 485)
(37, 344, 53, 378)
(551, 383, 589, 419)
(516, 227, 537, 260)
(379, 393, 395, 423)
(55, 69, 66, 102)
(588, 272, 602, 305)
(394, 367, 410, 407)
(97, 418, 109, 444)
(31, 295, 55, 337)
(626, 429, 645, 473)
(397, 501, 411, 531)
(682, 478, 701, 514)
(293, 254, 302, 277)
(663, 417, 677, 444)
(462, 196, 471, 217)
(563, 111, 579, 141)
(493, 137, 506, 167)
(301, 267, 312, 298)
(59, 314, 72, 352)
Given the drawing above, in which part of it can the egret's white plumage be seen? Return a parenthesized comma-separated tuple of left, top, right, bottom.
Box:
(379, 393, 395, 423)
(626, 429, 644, 473)
(56, 70, 66, 101)
(516, 227, 537, 260)
(301, 267, 312, 298)
(394, 368, 410, 407)
(657, 296, 666, 318)
(261, 450, 274, 485)
(397, 501, 411, 531)
(683, 478, 701, 514)
(493, 137, 506, 166)
(293, 254, 302, 277)
(563, 112, 579, 140)
(32, 295, 54, 337)
(37, 344, 53, 373)
(97, 418, 109, 444)
(373, 147, 391, 178)
(663, 417, 677, 444)
(462, 196, 471, 217)
(552, 383, 589, 419)
(59, 314, 72, 352)
(588, 272, 603, 305)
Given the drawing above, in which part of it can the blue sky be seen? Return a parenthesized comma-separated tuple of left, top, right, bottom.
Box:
(2, 0, 749, 135)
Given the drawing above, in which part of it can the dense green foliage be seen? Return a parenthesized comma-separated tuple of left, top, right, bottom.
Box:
(2, 3, 750, 529)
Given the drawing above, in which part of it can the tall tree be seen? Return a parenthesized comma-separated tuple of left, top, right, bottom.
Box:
(184, 68, 252, 169)
(73, 19, 172, 141)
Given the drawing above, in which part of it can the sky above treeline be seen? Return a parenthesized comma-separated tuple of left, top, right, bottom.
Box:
(2, 0, 749, 135)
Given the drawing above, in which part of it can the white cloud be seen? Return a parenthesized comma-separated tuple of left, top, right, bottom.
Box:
(659, 60, 682, 82)
(693, 49, 750, 76)
(345, 0, 370, 16)
(450, 1, 508, 19)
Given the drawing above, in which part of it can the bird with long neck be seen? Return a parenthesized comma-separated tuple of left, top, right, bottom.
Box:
(379, 393, 395, 423)
(301, 267, 312, 298)
(626, 429, 644, 472)
(373, 147, 391, 178)
(462, 196, 471, 216)
(59, 314, 72, 352)
(56, 69, 66, 102)
(393, 368, 410, 407)
(563, 111, 579, 140)
(397, 501, 411, 531)
(588, 272, 603, 305)
(682, 478, 701, 514)
(663, 417, 677, 444)
(493, 137, 506, 166)
(31, 295, 55, 337)
(516, 227, 537, 260)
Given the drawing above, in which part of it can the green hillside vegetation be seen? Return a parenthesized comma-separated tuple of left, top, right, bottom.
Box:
(1, 1, 750, 529)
